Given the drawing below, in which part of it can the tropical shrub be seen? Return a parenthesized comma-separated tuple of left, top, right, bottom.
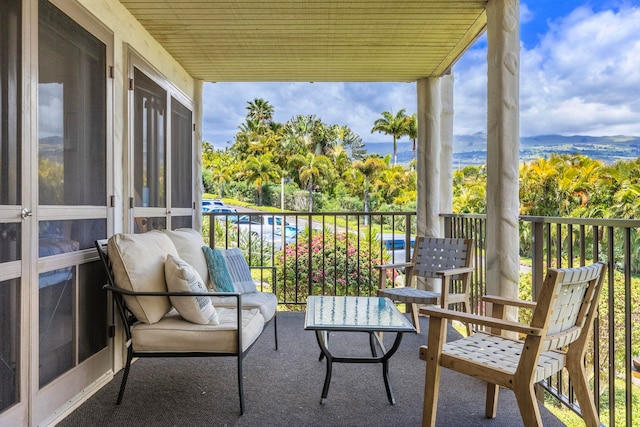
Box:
(275, 231, 386, 310)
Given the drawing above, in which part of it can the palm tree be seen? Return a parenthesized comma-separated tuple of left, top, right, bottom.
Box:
(288, 153, 332, 212)
(612, 183, 640, 219)
(245, 98, 274, 125)
(520, 157, 560, 216)
(336, 125, 366, 160)
(288, 115, 336, 156)
(453, 183, 486, 214)
(243, 154, 279, 205)
(377, 164, 410, 205)
(327, 142, 351, 177)
(353, 157, 386, 219)
(371, 109, 410, 166)
(209, 156, 233, 198)
(406, 114, 417, 164)
(234, 118, 262, 154)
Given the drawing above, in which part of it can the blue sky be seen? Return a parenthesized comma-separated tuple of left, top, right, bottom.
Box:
(202, 1, 640, 147)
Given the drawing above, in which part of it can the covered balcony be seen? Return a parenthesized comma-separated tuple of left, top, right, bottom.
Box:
(102, 0, 634, 425)
(60, 211, 639, 425)
(8, 0, 636, 426)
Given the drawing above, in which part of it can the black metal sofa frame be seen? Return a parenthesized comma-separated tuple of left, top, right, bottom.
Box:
(95, 239, 277, 415)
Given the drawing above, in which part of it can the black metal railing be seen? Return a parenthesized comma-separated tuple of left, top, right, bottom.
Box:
(443, 214, 488, 315)
(202, 211, 638, 426)
(203, 211, 417, 309)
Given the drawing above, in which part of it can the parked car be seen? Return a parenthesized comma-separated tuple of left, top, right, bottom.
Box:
(201, 199, 225, 213)
(203, 206, 238, 221)
(261, 225, 302, 250)
(232, 214, 292, 235)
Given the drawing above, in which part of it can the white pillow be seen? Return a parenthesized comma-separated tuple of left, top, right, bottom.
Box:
(165, 254, 219, 325)
(163, 228, 210, 286)
(108, 231, 177, 324)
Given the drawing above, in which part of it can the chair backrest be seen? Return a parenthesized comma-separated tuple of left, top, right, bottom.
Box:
(531, 262, 607, 353)
(411, 237, 474, 280)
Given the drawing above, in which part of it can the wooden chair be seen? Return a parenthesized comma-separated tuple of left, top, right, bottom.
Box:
(420, 262, 607, 427)
(375, 237, 474, 333)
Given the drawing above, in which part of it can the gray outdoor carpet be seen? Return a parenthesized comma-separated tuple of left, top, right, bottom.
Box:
(58, 312, 566, 427)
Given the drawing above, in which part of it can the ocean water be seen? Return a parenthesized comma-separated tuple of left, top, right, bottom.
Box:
(364, 135, 640, 168)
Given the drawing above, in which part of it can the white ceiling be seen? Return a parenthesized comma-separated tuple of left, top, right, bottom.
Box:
(120, 0, 488, 82)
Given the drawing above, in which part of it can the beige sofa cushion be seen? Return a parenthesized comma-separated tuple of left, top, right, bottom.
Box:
(108, 231, 178, 324)
(163, 228, 210, 285)
(211, 291, 277, 323)
(131, 307, 265, 353)
(165, 254, 219, 325)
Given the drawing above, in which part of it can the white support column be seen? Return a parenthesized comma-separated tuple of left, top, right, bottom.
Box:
(486, 0, 520, 316)
(417, 78, 443, 292)
(194, 79, 204, 232)
(417, 78, 441, 240)
(440, 71, 454, 228)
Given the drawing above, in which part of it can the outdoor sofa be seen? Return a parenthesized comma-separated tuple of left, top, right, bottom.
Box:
(95, 228, 278, 415)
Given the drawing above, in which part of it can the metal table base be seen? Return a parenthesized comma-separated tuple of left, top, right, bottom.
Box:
(304, 296, 416, 406)
(314, 329, 405, 404)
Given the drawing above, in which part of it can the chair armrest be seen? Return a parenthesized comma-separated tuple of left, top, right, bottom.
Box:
(375, 262, 414, 289)
(436, 266, 474, 277)
(374, 262, 413, 270)
(420, 306, 543, 336)
(482, 295, 537, 310)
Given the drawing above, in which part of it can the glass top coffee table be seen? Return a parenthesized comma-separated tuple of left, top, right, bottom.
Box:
(304, 295, 416, 405)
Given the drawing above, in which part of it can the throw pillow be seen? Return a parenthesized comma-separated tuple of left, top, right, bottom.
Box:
(202, 246, 236, 293)
(107, 231, 178, 324)
(165, 254, 219, 325)
(163, 228, 209, 285)
(220, 248, 257, 294)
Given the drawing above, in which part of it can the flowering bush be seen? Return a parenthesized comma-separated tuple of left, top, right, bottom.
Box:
(275, 232, 386, 310)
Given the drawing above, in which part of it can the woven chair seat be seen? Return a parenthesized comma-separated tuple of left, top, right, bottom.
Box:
(443, 332, 566, 382)
(378, 287, 440, 305)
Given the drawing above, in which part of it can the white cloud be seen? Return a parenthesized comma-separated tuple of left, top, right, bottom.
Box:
(203, 4, 640, 145)
(204, 81, 417, 146)
(521, 5, 640, 136)
(520, 3, 535, 24)
(454, 4, 640, 137)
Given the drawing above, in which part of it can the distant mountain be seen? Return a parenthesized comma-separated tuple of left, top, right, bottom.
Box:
(364, 134, 640, 168)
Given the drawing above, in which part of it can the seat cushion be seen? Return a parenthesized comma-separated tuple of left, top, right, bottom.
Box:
(163, 228, 209, 286)
(211, 291, 277, 322)
(131, 307, 265, 353)
(108, 231, 178, 324)
(165, 254, 219, 325)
